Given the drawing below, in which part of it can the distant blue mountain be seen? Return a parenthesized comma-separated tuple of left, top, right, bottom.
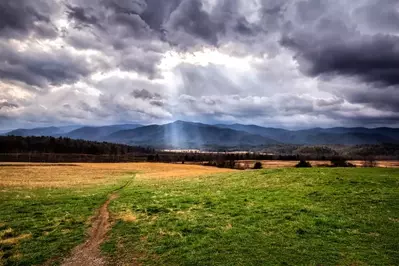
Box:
(106, 121, 279, 148)
(214, 124, 290, 139)
(64, 124, 143, 141)
(6, 126, 81, 137)
(4, 121, 399, 147)
(216, 124, 399, 145)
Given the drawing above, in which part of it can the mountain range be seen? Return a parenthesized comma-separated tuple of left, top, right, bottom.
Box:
(3, 121, 399, 149)
(5, 126, 81, 137)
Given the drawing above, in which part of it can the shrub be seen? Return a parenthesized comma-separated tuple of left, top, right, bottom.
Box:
(203, 161, 216, 167)
(204, 160, 236, 169)
(295, 160, 312, 168)
(253, 162, 263, 169)
(330, 157, 356, 167)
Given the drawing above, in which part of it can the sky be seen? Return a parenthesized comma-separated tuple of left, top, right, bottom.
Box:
(0, 0, 398, 130)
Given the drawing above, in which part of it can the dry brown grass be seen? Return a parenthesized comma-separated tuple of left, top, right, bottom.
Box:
(0, 233, 31, 245)
(0, 162, 234, 188)
(119, 210, 138, 223)
(0, 227, 32, 246)
(121, 163, 234, 180)
(1, 160, 396, 188)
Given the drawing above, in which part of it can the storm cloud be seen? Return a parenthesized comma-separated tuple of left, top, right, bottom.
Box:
(0, 0, 59, 39)
(281, 30, 399, 87)
(0, 0, 398, 129)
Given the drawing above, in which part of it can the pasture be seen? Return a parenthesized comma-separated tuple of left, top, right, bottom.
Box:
(234, 160, 399, 169)
(0, 163, 398, 265)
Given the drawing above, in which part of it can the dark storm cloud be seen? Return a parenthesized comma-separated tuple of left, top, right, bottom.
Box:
(66, 5, 100, 29)
(119, 51, 163, 79)
(276, 0, 399, 88)
(0, 0, 58, 39)
(66, 0, 165, 43)
(211, 0, 266, 42)
(344, 86, 399, 112)
(233, 18, 258, 36)
(354, 0, 399, 33)
(131, 89, 161, 100)
(65, 0, 266, 49)
(1, 0, 399, 127)
(150, 100, 164, 107)
(166, 0, 221, 45)
(281, 34, 399, 87)
(62, 0, 273, 78)
(0, 42, 95, 89)
(131, 88, 165, 108)
(64, 0, 173, 77)
(139, 0, 182, 30)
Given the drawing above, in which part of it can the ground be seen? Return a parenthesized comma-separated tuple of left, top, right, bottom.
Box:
(235, 160, 399, 169)
(0, 163, 398, 265)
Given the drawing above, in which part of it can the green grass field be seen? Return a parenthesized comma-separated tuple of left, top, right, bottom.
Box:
(1, 165, 398, 265)
(0, 179, 133, 266)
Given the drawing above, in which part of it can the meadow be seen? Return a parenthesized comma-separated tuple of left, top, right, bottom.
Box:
(0, 163, 398, 265)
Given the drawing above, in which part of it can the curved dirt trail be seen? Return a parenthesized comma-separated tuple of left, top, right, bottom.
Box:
(60, 193, 118, 266)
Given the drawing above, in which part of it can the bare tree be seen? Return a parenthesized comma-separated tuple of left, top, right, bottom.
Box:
(363, 156, 377, 168)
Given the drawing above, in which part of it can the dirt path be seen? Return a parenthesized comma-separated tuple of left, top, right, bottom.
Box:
(60, 193, 118, 266)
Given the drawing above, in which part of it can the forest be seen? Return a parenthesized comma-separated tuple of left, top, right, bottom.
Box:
(1, 136, 398, 163)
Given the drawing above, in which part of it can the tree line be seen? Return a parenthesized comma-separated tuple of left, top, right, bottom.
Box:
(0, 136, 154, 155)
(1, 136, 397, 163)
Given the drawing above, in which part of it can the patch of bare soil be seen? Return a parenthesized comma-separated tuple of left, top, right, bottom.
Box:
(60, 194, 118, 266)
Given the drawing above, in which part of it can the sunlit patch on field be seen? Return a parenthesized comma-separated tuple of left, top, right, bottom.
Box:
(0, 227, 32, 264)
(0, 231, 31, 245)
(123, 163, 235, 180)
(0, 163, 235, 188)
(0, 164, 127, 188)
(118, 210, 138, 223)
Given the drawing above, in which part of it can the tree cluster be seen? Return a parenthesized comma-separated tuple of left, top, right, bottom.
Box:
(0, 136, 153, 155)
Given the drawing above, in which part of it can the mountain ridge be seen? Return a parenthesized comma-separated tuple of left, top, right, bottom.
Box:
(64, 124, 143, 141)
(105, 121, 280, 148)
(4, 121, 399, 148)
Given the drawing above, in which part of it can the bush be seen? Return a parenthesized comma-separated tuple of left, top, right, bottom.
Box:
(295, 160, 312, 168)
(253, 162, 263, 169)
(204, 160, 236, 169)
(330, 157, 356, 167)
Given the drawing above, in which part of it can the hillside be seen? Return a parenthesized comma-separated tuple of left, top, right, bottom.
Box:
(215, 124, 290, 140)
(64, 124, 142, 141)
(217, 124, 399, 145)
(5, 126, 80, 137)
